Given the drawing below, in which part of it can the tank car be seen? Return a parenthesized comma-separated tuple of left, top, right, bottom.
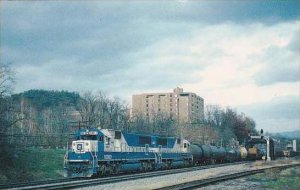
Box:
(189, 144, 203, 164)
(211, 146, 226, 163)
(200, 144, 213, 164)
(64, 128, 192, 177)
(190, 144, 226, 164)
(235, 148, 241, 161)
(239, 146, 248, 160)
(225, 147, 238, 162)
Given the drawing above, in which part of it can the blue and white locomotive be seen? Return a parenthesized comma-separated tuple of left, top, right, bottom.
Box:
(64, 128, 192, 177)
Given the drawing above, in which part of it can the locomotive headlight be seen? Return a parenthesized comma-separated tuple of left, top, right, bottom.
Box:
(86, 142, 89, 146)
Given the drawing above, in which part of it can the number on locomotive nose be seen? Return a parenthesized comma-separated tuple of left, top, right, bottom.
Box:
(77, 144, 83, 150)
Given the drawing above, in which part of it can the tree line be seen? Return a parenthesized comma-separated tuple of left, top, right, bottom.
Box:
(1, 64, 260, 184)
(1, 64, 257, 149)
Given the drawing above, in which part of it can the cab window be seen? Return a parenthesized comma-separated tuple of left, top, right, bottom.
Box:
(105, 136, 111, 145)
(80, 135, 97, 140)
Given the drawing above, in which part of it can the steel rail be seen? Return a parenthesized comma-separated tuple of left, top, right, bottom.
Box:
(0, 178, 82, 190)
(4, 161, 250, 190)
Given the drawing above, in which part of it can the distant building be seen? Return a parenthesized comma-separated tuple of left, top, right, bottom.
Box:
(132, 87, 204, 123)
(293, 140, 297, 151)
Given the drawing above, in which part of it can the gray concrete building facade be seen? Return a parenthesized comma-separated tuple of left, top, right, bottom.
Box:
(132, 87, 204, 123)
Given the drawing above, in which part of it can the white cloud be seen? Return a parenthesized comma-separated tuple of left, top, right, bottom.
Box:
(127, 21, 299, 107)
(4, 1, 299, 133)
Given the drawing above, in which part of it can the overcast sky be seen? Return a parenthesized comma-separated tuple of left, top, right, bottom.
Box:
(1, 0, 299, 133)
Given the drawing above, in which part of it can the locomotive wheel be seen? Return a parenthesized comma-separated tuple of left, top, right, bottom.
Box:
(143, 162, 149, 172)
(113, 164, 120, 174)
(145, 162, 150, 171)
(167, 161, 172, 169)
(183, 160, 189, 167)
(140, 162, 147, 172)
(107, 165, 113, 175)
(150, 162, 155, 170)
(99, 164, 106, 175)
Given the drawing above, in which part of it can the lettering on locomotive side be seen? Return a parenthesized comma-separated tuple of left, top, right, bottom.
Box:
(104, 155, 112, 160)
(80, 131, 98, 135)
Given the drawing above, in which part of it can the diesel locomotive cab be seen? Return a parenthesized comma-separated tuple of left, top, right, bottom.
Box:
(72, 130, 99, 153)
(64, 129, 104, 177)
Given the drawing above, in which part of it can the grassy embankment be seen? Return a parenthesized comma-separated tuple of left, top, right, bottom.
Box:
(247, 166, 300, 189)
(0, 148, 66, 184)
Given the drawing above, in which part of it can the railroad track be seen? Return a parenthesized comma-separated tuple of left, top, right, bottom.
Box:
(0, 177, 82, 190)
(155, 163, 300, 190)
(2, 161, 250, 190)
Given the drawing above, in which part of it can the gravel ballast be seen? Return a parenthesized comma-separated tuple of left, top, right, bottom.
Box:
(79, 158, 300, 190)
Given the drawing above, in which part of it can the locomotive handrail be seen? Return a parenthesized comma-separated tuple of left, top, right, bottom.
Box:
(90, 151, 95, 169)
(94, 145, 98, 164)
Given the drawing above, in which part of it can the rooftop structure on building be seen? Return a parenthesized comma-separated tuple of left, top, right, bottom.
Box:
(132, 87, 204, 123)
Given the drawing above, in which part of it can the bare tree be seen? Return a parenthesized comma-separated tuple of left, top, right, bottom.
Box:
(183, 123, 219, 145)
(0, 64, 21, 134)
(0, 64, 22, 176)
(76, 91, 130, 131)
(0, 64, 14, 97)
(76, 91, 99, 127)
(205, 105, 223, 128)
(130, 113, 151, 134)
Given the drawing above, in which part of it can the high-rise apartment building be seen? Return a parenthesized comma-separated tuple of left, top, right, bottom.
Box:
(132, 87, 204, 123)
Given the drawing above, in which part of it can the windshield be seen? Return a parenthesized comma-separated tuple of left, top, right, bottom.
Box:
(79, 135, 98, 140)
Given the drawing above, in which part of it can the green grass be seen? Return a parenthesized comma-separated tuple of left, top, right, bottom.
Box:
(247, 167, 300, 190)
(0, 148, 66, 184)
(264, 177, 300, 190)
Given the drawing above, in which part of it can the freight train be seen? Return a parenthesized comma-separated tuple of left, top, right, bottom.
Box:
(64, 128, 253, 177)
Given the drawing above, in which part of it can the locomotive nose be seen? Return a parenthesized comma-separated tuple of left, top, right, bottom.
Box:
(72, 140, 97, 153)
